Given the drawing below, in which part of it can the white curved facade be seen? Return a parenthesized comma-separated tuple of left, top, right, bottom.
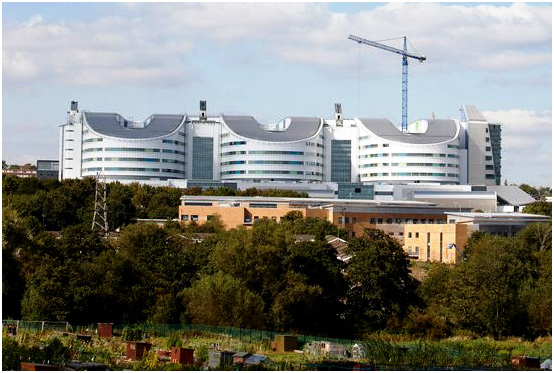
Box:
(60, 107, 186, 182)
(59, 101, 500, 187)
(219, 116, 324, 182)
(356, 118, 462, 185)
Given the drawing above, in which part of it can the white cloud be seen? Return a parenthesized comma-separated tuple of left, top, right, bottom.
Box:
(3, 3, 550, 89)
(3, 13, 195, 87)
(483, 109, 552, 186)
(483, 108, 552, 149)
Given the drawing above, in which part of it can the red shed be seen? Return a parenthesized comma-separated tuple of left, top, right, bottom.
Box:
(126, 341, 152, 360)
(97, 323, 113, 338)
(511, 356, 540, 369)
(171, 347, 194, 365)
(21, 362, 59, 371)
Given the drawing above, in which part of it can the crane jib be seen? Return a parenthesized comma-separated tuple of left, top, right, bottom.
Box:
(347, 34, 426, 131)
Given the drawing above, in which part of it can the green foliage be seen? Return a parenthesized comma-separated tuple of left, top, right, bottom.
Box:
(2, 336, 21, 370)
(517, 222, 552, 251)
(107, 182, 135, 229)
(523, 201, 552, 216)
(519, 184, 552, 201)
(419, 232, 551, 339)
(142, 350, 160, 370)
(183, 271, 266, 329)
(3, 175, 551, 340)
(403, 309, 448, 340)
(165, 333, 184, 349)
(346, 228, 417, 334)
(194, 344, 209, 362)
(122, 327, 145, 341)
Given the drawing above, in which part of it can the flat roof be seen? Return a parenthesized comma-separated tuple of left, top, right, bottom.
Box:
(180, 195, 434, 207)
(447, 212, 551, 223)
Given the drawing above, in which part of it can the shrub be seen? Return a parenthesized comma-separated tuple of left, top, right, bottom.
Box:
(165, 333, 184, 349)
(404, 310, 449, 340)
(2, 336, 21, 370)
(122, 327, 144, 341)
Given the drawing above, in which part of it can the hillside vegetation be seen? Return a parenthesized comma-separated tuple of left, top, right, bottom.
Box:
(2, 176, 552, 340)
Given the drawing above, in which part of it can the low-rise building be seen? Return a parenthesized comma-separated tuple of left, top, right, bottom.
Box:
(37, 160, 59, 180)
(404, 212, 551, 263)
(178, 195, 457, 239)
(404, 223, 474, 264)
(2, 166, 36, 178)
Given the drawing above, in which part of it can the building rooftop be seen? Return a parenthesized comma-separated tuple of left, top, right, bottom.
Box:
(487, 186, 536, 206)
(446, 212, 551, 223)
(221, 115, 322, 142)
(180, 195, 435, 207)
(462, 105, 487, 122)
(357, 118, 459, 144)
(84, 112, 184, 139)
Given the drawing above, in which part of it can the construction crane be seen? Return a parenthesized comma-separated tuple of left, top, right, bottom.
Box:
(348, 34, 426, 131)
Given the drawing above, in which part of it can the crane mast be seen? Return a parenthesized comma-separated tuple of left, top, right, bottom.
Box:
(348, 34, 426, 131)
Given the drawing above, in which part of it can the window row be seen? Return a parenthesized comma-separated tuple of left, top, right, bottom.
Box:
(305, 142, 324, 148)
(84, 167, 182, 173)
(221, 170, 308, 176)
(162, 139, 186, 146)
(359, 143, 389, 149)
(390, 172, 459, 177)
(360, 162, 459, 168)
(359, 153, 459, 159)
(337, 217, 444, 225)
(84, 157, 186, 165)
(221, 141, 247, 147)
(247, 150, 323, 157)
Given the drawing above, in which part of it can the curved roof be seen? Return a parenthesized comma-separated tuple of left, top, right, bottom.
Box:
(83, 112, 184, 139)
(358, 118, 459, 144)
(222, 115, 321, 142)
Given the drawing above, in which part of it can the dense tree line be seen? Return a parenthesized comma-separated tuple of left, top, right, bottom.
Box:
(2, 175, 552, 339)
(2, 175, 308, 231)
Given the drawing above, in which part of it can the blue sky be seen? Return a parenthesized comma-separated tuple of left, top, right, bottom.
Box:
(2, 2, 552, 186)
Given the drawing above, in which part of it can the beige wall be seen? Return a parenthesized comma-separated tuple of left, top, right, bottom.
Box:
(331, 211, 446, 239)
(179, 202, 450, 242)
(178, 203, 306, 229)
(403, 224, 472, 264)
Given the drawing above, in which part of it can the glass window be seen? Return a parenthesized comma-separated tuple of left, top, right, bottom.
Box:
(192, 137, 214, 179)
(331, 140, 351, 182)
(181, 215, 189, 221)
(191, 215, 199, 221)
